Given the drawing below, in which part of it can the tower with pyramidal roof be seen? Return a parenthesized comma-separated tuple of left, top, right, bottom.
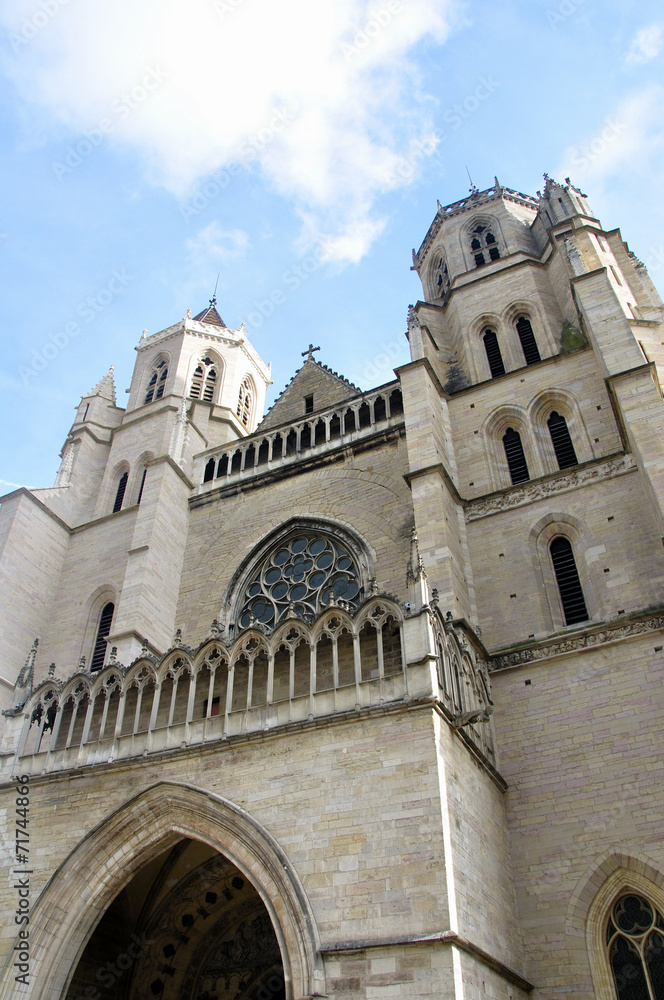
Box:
(1, 175, 664, 1000)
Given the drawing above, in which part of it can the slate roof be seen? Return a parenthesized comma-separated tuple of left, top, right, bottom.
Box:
(193, 299, 226, 328)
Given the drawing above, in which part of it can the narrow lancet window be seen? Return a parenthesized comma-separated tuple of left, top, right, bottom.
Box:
(550, 537, 588, 625)
(137, 468, 147, 504)
(91, 602, 114, 672)
(516, 316, 541, 365)
(484, 330, 505, 377)
(237, 377, 252, 427)
(112, 472, 128, 513)
(503, 428, 529, 484)
(145, 360, 168, 404)
(547, 411, 578, 469)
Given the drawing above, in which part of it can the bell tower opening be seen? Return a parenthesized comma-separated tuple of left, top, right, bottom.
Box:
(65, 838, 286, 1000)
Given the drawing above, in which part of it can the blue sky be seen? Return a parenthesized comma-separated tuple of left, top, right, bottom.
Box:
(1, 0, 663, 489)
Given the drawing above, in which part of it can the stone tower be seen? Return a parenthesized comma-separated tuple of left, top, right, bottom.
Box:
(1, 175, 663, 999)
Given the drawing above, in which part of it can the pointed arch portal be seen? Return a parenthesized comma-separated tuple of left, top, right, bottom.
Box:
(0, 783, 323, 1000)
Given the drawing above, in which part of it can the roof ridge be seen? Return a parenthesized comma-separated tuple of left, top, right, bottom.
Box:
(259, 356, 359, 425)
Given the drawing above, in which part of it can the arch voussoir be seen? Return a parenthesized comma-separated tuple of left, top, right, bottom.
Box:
(0, 782, 323, 1000)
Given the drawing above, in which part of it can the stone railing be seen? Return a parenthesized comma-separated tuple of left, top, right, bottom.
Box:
(1, 598, 496, 778)
(198, 385, 404, 489)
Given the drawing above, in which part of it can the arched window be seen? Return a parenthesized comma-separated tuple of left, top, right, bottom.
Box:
(237, 377, 252, 427)
(550, 537, 588, 624)
(547, 411, 578, 469)
(145, 360, 168, 404)
(516, 316, 541, 365)
(502, 428, 529, 484)
(203, 458, 215, 483)
(470, 224, 500, 267)
(90, 602, 114, 672)
(433, 253, 451, 297)
(189, 356, 220, 403)
(136, 467, 148, 505)
(606, 893, 664, 999)
(237, 532, 362, 630)
(483, 329, 505, 378)
(112, 471, 128, 513)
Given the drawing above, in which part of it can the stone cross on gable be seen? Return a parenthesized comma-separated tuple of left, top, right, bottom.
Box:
(302, 344, 320, 361)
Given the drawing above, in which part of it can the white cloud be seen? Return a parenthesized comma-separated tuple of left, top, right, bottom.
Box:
(185, 223, 249, 270)
(0, 0, 459, 261)
(625, 24, 663, 66)
(557, 86, 664, 193)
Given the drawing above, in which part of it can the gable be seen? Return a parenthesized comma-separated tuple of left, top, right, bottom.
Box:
(258, 360, 359, 430)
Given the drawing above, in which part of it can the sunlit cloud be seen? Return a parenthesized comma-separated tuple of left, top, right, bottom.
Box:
(625, 23, 663, 66)
(185, 223, 249, 271)
(557, 86, 664, 193)
(0, 0, 460, 262)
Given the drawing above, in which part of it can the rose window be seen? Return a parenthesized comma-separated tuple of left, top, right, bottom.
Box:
(238, 534, 361, 629)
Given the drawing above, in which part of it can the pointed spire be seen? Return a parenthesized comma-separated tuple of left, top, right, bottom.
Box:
(11, 639, 38, 710)
(88, 366, 116, 404)
(406, 527, 431, 612)
(193, 295, 226, 328)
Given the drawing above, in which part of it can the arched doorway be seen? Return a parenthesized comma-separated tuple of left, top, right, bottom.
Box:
(66, 838, 285, 1000)
(0, 783, 323, 1000)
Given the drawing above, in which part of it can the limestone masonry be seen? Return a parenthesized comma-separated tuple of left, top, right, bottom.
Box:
(1, 175, 663, 999)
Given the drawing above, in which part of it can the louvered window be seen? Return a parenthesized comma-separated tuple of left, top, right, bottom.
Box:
(155, 367, 168, 400)
(516, 316, 541, 365)
(91, 602, 114, 672)
(237, 377, 252, 427)
(503, 428, 529, 484)
(203, 366, 217, 402)
(471, 225, 500, 267)
(550, 537, 588, 625)
(145, 360, 168, 403)
(112, 472, 128, 513)
(189, 364, 204, 399)
(144, 371, 157, 403)
(137, 468, 147, 505)
(190, 357, 219, 402)
(484, 330, 505, 378)
(547, 411, 578, 469)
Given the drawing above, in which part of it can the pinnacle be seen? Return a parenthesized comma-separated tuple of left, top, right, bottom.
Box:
(88, 365, 116, 404)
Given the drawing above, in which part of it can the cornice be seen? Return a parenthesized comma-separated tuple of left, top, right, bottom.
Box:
(0, 487, 72, 532)
(465, 453, 636, 521)
(414, 184, 539, 268)
(490, 607, 664, 671)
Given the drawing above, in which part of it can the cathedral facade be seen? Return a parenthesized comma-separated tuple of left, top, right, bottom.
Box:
(1, 175, 664, 999)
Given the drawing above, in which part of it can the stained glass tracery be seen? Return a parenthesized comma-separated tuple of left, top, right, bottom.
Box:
(607, 894, 664, 1000)
(238, 533, 361, 630)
